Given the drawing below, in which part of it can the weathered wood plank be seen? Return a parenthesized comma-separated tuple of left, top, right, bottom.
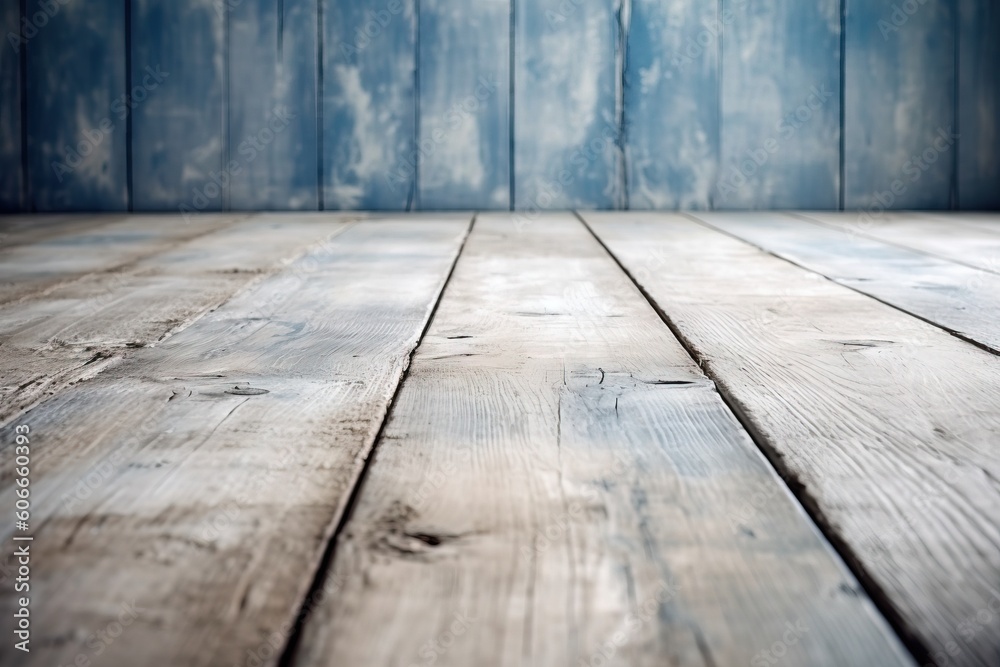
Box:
(0, 0, 21, 211)
(514, 0, 621, 209)
(718, 0, 840, 209)
(695, 211, 1000, 353)
(0, 216, 470, 667)
(228, 0, 319, 210)
(25, 0, 128, 211)
(585, 211, 1000, 666)
(0, 213, 243, 306)
(417, 0, 509, 210)
(625, 0, 718, 209)
(958, 0, 1000, 209)
(131, 0, 225, 211)
(798, 211, 1000, 274)
(0, 213, 355, 424)
(917, 212, 1000, 235)
(0, 213, 115, 248)
(293, 213, 911, 667)
(323, 0, 416, 209)
(844, 0, 955, 210)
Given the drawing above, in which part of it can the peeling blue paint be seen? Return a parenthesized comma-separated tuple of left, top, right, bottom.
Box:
(0, 0, 997, 212)
(229, 0, 317, 210)
(720, 0, 841, 210)
(131, 0, 226, 212)
(626, 0, 719, 210)
(323, 0, 416, 210)
(418, 0, 510, 210)
(26, 0, 128, 212)
(844, 0, 956, 210)
(514, 0, 620, 210)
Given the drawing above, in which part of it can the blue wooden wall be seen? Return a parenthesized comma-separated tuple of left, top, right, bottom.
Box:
(1, 0, 997, 212)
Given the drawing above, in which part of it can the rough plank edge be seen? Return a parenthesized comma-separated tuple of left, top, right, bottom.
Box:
(0, 216, 359, 431)
(788, 211, 1000, 276)
(574, 210, 929, 666)
(686, 212, 1000, 358)
(273, 214, 474, 667)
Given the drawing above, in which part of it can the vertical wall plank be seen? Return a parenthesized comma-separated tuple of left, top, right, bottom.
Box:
(323, 0, 416, 210)
(417, 0, 509, 210)
(0, 0, 22, 210)
(719, 0, 840, 209)
(844, 0, 955, 210)
(25, 0, 128, 211)
(514, 0, 620, 210)
(958, 0, 1000, 209)
(228, 0, 318, 210)
(626, 0, 718, 209)
(132, 0, 225, 212)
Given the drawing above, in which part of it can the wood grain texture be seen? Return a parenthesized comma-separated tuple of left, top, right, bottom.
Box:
(323, 0, 416, 210)
(916, 212, 1000, 235)
(798, 211, 1000, 274)
(293, 213, 911, 667)
(625, 0, 718, 209)
(131, 0, 225, 211)
(0, 213, 243, 306)
(958, 0, 1000, 209)
(25, 0, 128, 211)
(0, 216, 470, 667)
(718, 0, 840, 209)
(844, 0, 955, 210)
(585, 212, 1000, 666)
(695, 211, 1000, 353)
(0, 213, 355, 424)
(514, 0, 621, 209)
(417, 0, 510, 210)
(228, 0, 318, 210)
(0, 0, 21, 211)
(0, 213, 115, 248)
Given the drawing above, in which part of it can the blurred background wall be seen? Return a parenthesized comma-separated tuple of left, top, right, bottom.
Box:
(0, 0, 997, 213)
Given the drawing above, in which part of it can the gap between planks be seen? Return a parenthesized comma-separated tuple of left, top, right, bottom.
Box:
(581, 211, 1000, 667)
(686, 211, 1000, 358)
(275, 215, 474, 667)
(0, 215, 471, 667)
(288, 212, 911, 667)
(576, 211, 933, 664)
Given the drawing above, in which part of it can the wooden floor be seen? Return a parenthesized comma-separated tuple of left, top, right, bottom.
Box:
(0, 211, 998, 667)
